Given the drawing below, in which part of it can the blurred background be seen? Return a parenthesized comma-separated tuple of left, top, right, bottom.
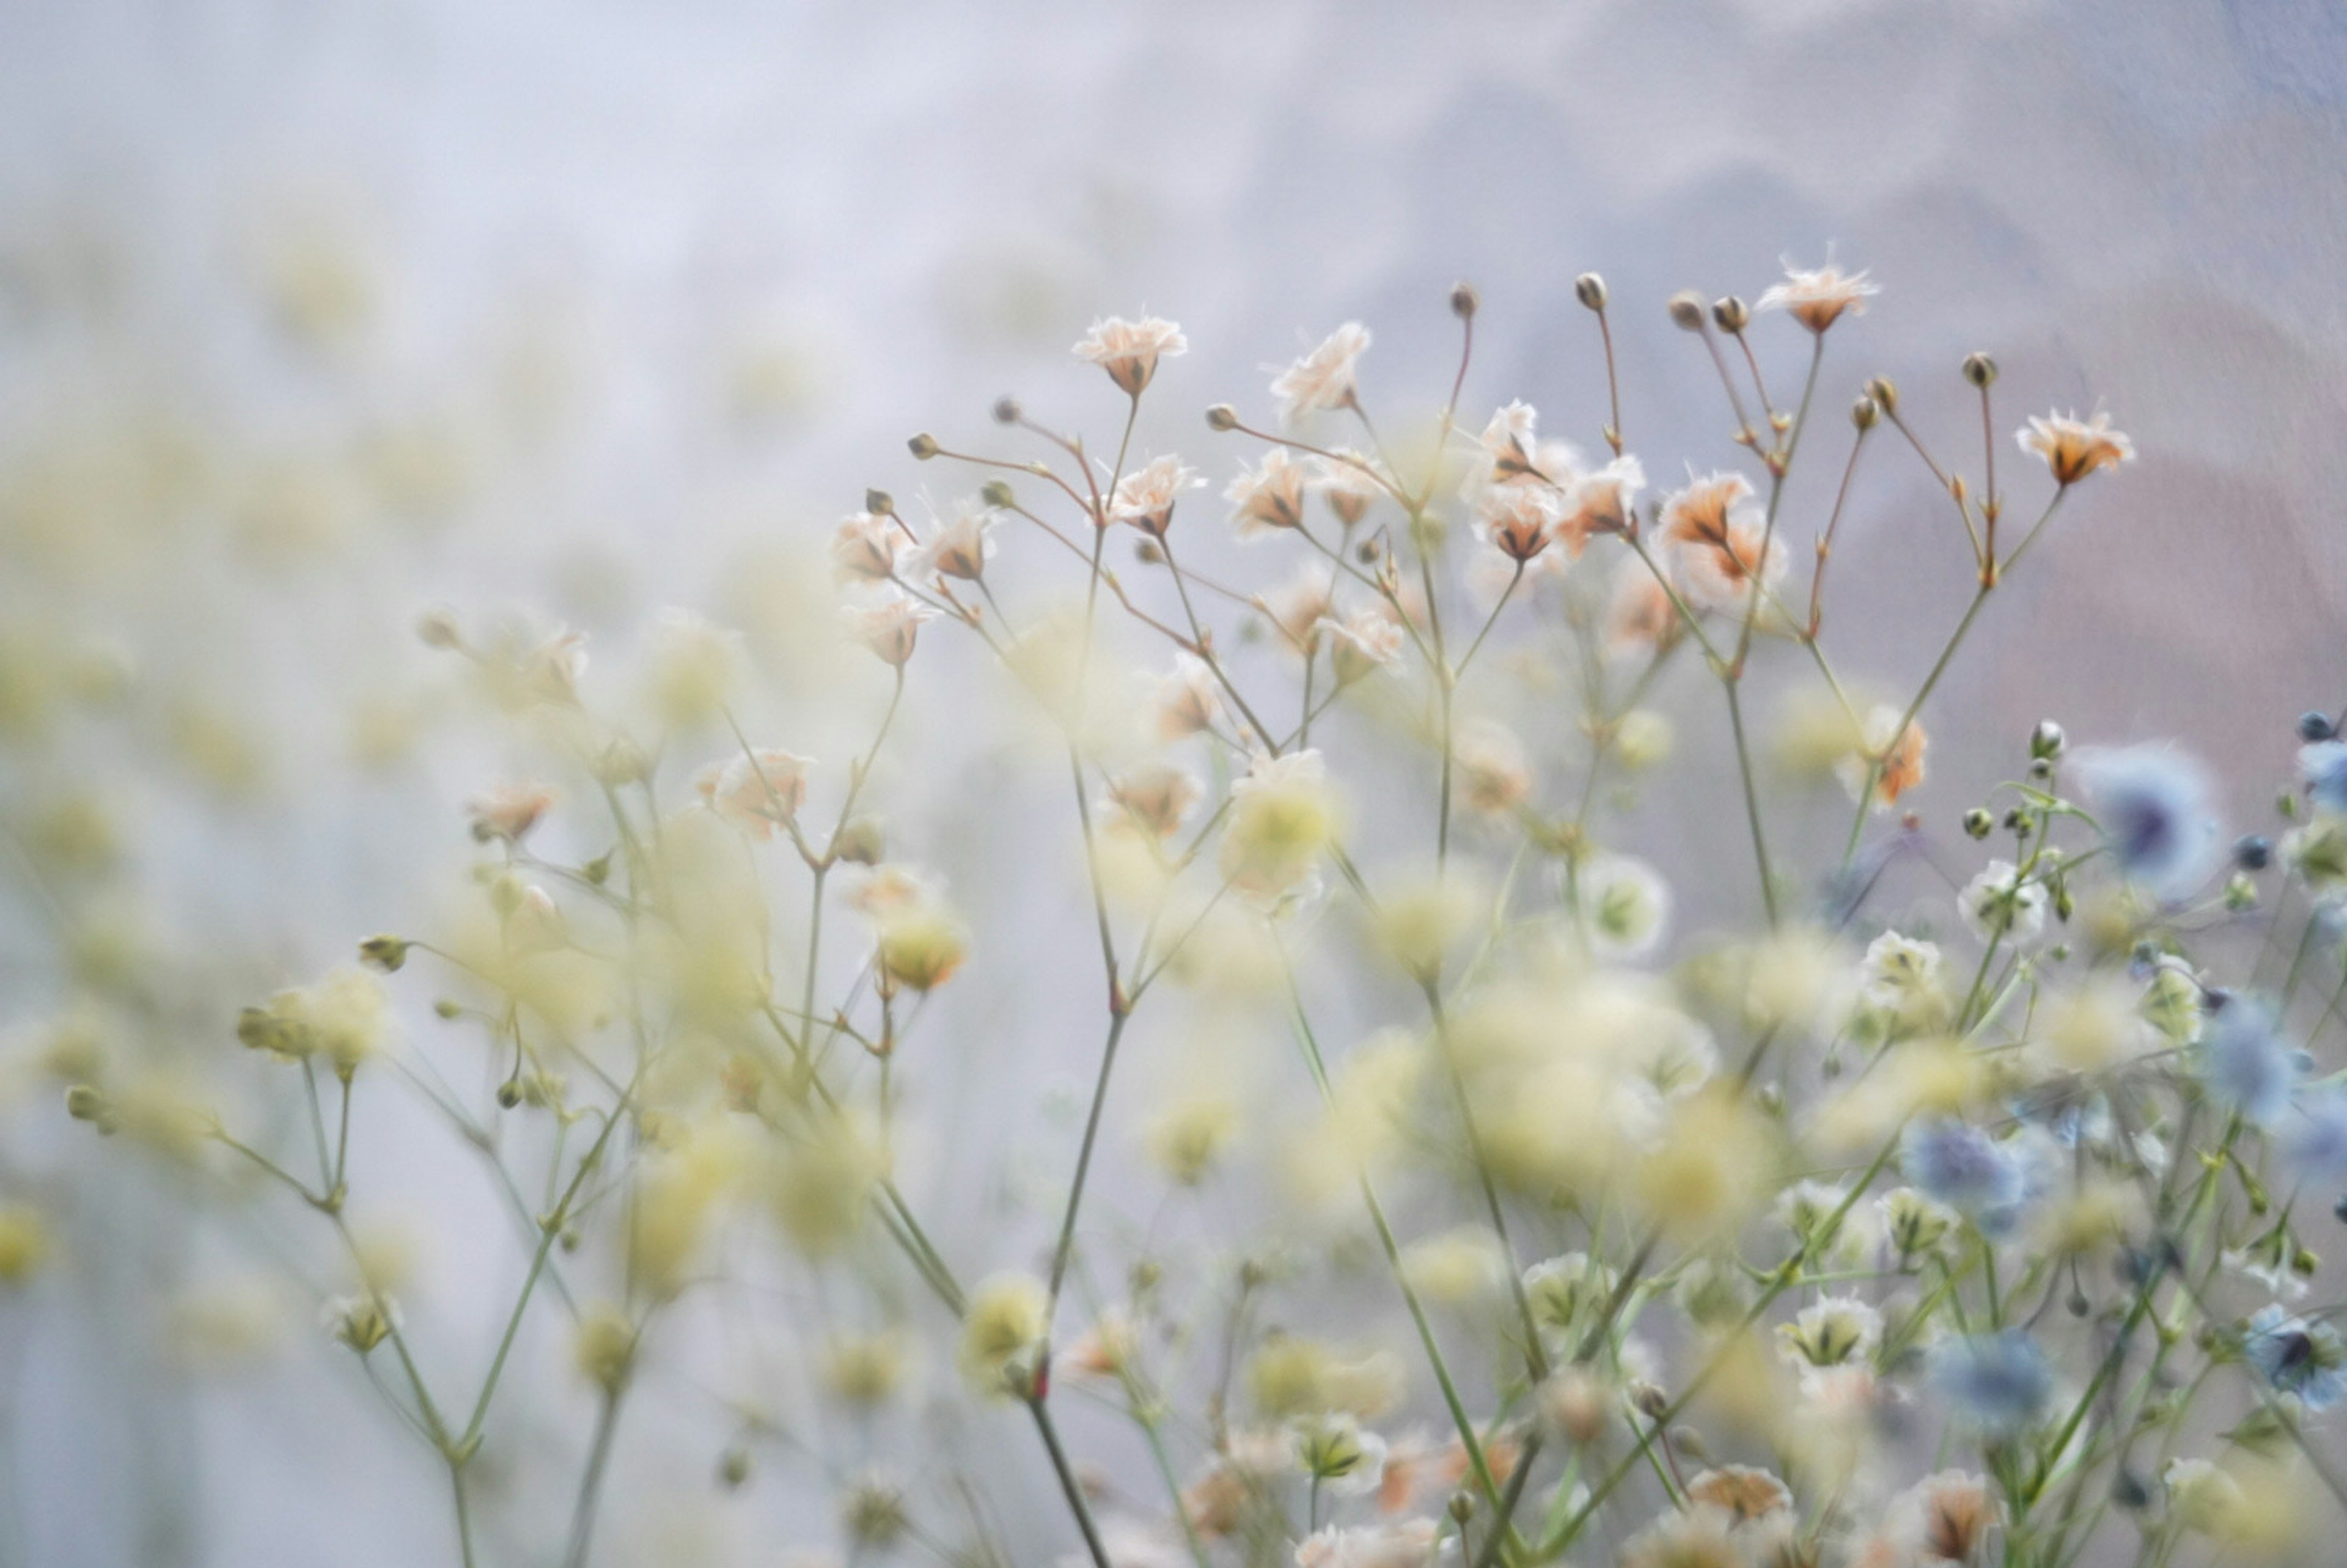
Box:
(5, 0, 2347, 1563)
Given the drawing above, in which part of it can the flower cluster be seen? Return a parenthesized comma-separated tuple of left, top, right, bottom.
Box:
(37, 256, 2347, 1568)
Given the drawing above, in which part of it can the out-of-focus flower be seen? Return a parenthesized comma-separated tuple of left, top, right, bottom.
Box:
(1260, 564, 1337, 655)
(2299, 739, 2347, 815)
(1472, 483, 1560, 565)
(1836, 705, 1928, 812)
(1323, 606, 1406, 685)
(1142, 1096, 1238, 1185)
(2164, 1457, 2248, 1537)
(1291, 1518, 1438, 1568)
(1958, 860, 2046, 943)
(1107, 763, 1201, 840)
(1155, 653, 1227, 741)
(1573, 854, 1672, 962)
(2197, 996, 2301, 1127)
(1311, 450, 1387, 527)
(2016, 411, 2133, 486)
(467, 781, 555, 843)
(1779, 1295, 1883, 1368)
(321, 1292, 401, 1355)
(1227, 449, 1310, 539)
(1929, 1330, 2052, 1435)
(696, 749, 813, 838)
(1290, 1414, 1389, 1497)
(1073, 316, 1188, 396)
(1110, 455, 1203, 537)
(1271, 323, 1372, 422)
(842, 588, 939, 666)
(1455, 720, 1531, 816)
(2242, 1305, 2346, 1410)
(1891, 1470, 2002, 1563)
(2074, 745, 2220, 901)
(958, 1273, 1049, 1399)
(1604, 557, 1678, 658)
(1661, 471, 1783, 612)
(1685, 1465, 1793, 1523)
(1878, 1186, 1960, 1261)
(1902, 1118, 2027, 1235)
(0, 1207, 51, 1286)
(832, 510, 908, 584)
(646, 609, 748, 727)
(1859, 930, 1942, 1014)
(1220, 749, 1335, 899)
(1757, 258, 1878, 334)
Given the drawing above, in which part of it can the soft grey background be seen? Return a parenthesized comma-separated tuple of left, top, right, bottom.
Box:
(5, 1, 2347, 1564)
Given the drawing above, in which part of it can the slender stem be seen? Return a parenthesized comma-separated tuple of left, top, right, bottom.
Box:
(1046, 1011, 1131, 1308)
(1026, 1396, 1115, 1568)
(562, 1387, 625, 1568)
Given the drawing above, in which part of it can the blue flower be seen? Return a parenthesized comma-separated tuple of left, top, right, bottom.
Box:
(2281, 1085, 2347, 1184)
(2242, 1305, 2347, 1411)
(2076, 746, 2222, 903)
(2301, 741, 2347, 815)
(2197, 997, 2304, 1127)
(1930, 1330, 2054, 1434)
(1902, 1118, 2029, 1236)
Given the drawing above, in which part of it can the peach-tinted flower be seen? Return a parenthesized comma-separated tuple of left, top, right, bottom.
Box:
(1293, 1519, 1438, 1568)
(1271, 322, 1372, 422)
(916, 502, 997, 582)
(842, 589, 938, 666)
(1322, 606, 1406, 684)
(1474, 483, 1560, 564)
(1108, 763, 1201, 839)
(2016, 410, 2134, 486)
(1110, 455, 1203, 537)
(1669, 484, 1787, 613)
(1554, 456, 1645, 556)
(1907, 1470, 2001, 1563)
(1687, 1465, 1794, 1523)
(1227, 449, 1310, 539)
(1658, 471, 1757, 551)
(1073, 315, 1188, 396)
(1258, 564, 1337, 654)
(695, 749, 813, 838)
(467, 782, 555, 843)
(1456, 721, 1530, 816)
(1758, 259, 1879, 334)
(832, 510, 908, 584)
(1838, 704, 1928, 811)
(1312, 450, 1387, 527)
(1155, 653, 1227, 742)
(1604, 557, 1680, 659)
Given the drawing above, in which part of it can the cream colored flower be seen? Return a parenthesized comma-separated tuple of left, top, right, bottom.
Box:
(1155, 652, 1227, 741)
(1227, 449, 1310, 538)
(1107, 762, 1201, 839)
(915, 502, 997, 582)
(1073, 315, 1187, 396)
(2016, 410, 2134, 486)
(1604, 556, 1679, 658)
(1455, 720, 1530, 816)
(1292, 1519, 1438, 1568)
(1110, 455, 1203, 537)
(1554, 456, 1645, 555)
(1473, 482, 1561, 564)
(1322, 606, 1406, 684)
(1757, 258, 1878, 333)
(1259, 564, 1337, 654)
(696, 749, 813, 838)
(1271, 323, 1372, 422)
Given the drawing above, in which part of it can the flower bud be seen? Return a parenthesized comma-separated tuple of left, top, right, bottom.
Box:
(2235, 835, 2272, 871)
(833, 816, 886, 866)
(1574, 273, 1608, 311)
(64, 1083, 112, 1130)
(414, 609, 462, 650)
(718, 1447, 751, 1489)
(990, 395, 1022, 425)
(980, 477, 1015, 509)
(358, 935, 408, 973)
(1961, 352, 1999, 387)
(1449, 281, 1480, 320)
(1851, 395, 1880, 430)
(1711, 296, 1749, 334)
(1865, 376, 1898, 414)
(1963, 807, 1994, 840)
(906, 433, 939, 460)
(2030, 719, 2066, 760)
(2299, 711, 2337, 742)
(864, 488, 895, 517)
(1448, 1492, 1475, 1525)
(1205, 403, 1238, 432)
(1667, 291, 1708, 331)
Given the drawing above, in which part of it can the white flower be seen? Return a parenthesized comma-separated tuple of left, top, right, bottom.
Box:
(1259, 563, 1337, 654)
(1859, 930, 1942, 1011)
(1271, 323, 1372, 422)
(1320, 606, 1406, 684)
(1073, 315, 1187, 396)
(1778, 1294, 1884, 1367)
(1757, 258, 1878, 333)
(1960, 860, 2047, 943)
(1109, 455, 1203, 537)
(1554, 455, 1644, 555)
(2016, 410, 2133, 486)
(1575, 853, 1672, 961)
(1472, 482, 1562, 565)
(1227, 449, 1310, 538)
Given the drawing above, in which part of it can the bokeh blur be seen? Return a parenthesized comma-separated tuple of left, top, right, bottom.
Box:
(6, 1, 2347, 1564)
